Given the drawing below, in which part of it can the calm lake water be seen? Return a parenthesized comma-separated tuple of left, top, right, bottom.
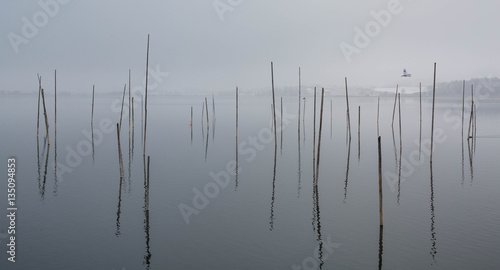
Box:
(1, 94, 499, 269)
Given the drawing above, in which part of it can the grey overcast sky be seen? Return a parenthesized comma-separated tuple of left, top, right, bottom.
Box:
(1, 0, 499, 94)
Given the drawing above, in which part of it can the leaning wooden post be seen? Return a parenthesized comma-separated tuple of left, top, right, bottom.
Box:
(271, 62, 277, 148)
(41, 88, 50, 145)
(468, 85, 474, 139)
(37, 74, 42, 143)
(315, 88, 325, 184)
(212, 94, 216, 124)
(391, 85, 399, 128)
(143, 34, 150, 158)
(116, 123, 123, 179)
(119, 84, 126, 132)
(430, 62, 437, 163)
(378, 136, 383, 227)
(345, 77, 351, 140)
(313, 87, 317, 172)
(398, 93, 402, 150)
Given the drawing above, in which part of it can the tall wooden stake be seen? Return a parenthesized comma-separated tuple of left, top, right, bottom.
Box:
(298, 68, 301, 135)
(54, 70, 57, 147)
(316, 88, 325, 184)
(205, 97, 209, 130)
(461, 80, 465, 138)
(378, 136, 383, 227)
(143, 34, 150, 158)
(419, 82, 422, 158)
(41, 88, 50, 145)
(398, 93, 402, 151)
(37, 74, 42, 143)
(430, 63, 437, 163)
(119, 84, 126, 132)
(345, 77, 351, 140)
(392, 85, 399, 128)
(377, 97, 380, 137)
(271, 62, 277, 148)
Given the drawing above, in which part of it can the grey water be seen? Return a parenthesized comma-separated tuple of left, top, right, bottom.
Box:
(1, 94, 499, 269)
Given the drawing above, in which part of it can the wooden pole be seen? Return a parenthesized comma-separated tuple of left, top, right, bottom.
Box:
(119, 84, 126, 132)
(330, 99, 333, 138)
(419, 82, 422, 158)
(143, 34, 150, 158)
(392, 85, 399, 128)
(132, 97, 135, 153)
(398, 93, 402, 151)
(378, 136, 383, 227)
(345, 77, 351, 140)
(298, 67, 301, 135)
(129, 70, 131, 150)
(430, 62, 437, 163)
(316, 88, 325, 184)
(461, 80, 465, 138)
(141, 95, 144, 144)
(271, 62, 277, 148)
(236, 87, 239, 187)
(468, 85, 474, 139)
(202, 100, 205, 129)
(54, 70, 57, 146)
(313, 87, 317, 174)
(116, 123, 123, 179)
(358, 105, 361, 161)
(280, 96, 283, 153)
(41, 88, 50, 145)
(377, 97, 380, 137)
(37, 74, 42, 143)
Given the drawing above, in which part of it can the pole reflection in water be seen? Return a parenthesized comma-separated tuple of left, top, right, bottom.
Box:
(343, 138, 351, 203)
(378, 225, 384, 270)
(314, 182, 324, 269)
(143, 157, 151, 268)
(397, 142, 402, 205)
(430, 164, 437, 262)
(116, 168, 123, 237)
(269, 146, 277, 231)
(297, 128, 302, 198)
(41, 138, 50, 200)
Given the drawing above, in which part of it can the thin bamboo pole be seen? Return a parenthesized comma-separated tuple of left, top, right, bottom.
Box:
(313, 87, 317, 175)
(54, 70, 57, 146)
(271, 62, 277, 148)
(37, 74, 41, 143)
(430, 63, 437, 163)
(212, 94, 216, 123)
(461, 80, 465, 138)
(41, 88, 50, 145)
(330, 99, 333, 138)
(315, 88, 325, 184)
(398, 93, 402, 151)
(298, 68, 301, 134)
(419, 82, 422, 158)
(143, 34, 150, 158)
(119, 84, 126, 132)
(392, 85, 399, 128)
(377, 97, 380, 137)
(146, 155, 150, 212)
(141, 95, 144, 144)
(116, 123, 123, 179)
(345, 77, 351, 140)
(378, 136, 383, 227)
(129, 69, 131, 150)
(468, 85, 474, 139)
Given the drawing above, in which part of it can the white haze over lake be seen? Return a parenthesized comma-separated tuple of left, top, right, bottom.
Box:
(1, 0, 500, 94)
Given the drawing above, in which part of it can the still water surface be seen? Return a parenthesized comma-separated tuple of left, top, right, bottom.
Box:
(0, 94, 499, 269)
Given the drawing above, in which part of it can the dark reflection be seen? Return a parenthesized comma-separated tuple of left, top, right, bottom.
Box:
(116, 172, 123, 237)
(143, 158, 151, 268)
(53, 138, 58, 196)
(269, 146, 277, 231)
(204, 126, 209, 161)
(40, 138, 50, 200)
(314, 182, 324, 269)
(430, 164, 437, 262)
(37, 137, 42, 193)
(378, 225, 384, 270)
(343, 138, 351, 203)
(303, 97, 306, 142)
(201, 102, 205, 141)
(313, 88, 317, 182)
(467, 139, 474, 184)
(392, 127, 398, 172)
(143, 211, 151, 269)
